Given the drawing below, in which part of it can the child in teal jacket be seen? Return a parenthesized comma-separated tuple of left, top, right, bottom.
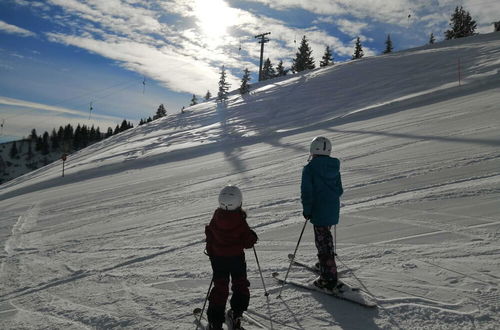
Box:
(301, 136, 343, 290)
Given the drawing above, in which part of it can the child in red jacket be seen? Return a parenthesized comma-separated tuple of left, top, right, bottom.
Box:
(205, 185, 258, 330)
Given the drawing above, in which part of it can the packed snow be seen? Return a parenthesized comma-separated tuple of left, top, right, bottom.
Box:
(1, 33, 499, 329)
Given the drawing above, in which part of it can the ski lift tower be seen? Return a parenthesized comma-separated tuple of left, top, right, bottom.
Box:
(255, 32, 271, 81)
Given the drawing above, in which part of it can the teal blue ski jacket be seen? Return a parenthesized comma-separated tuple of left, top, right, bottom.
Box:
(301, 155, 343, 226)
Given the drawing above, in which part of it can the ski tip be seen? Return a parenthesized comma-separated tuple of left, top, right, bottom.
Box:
(193, 308, 202, 315)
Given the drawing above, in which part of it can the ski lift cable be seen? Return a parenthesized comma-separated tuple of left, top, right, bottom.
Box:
(48, 78, 139, 108)
(2, 78, 143, 125)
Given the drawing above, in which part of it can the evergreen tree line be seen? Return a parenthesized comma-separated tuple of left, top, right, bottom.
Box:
(138, 92, 215, 124)
(211, 5, 487, 103)
(8, 120, 134, 159)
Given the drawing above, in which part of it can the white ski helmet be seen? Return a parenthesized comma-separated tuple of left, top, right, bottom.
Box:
(310, 136, 332, 156)
(218, 185, 243, 211)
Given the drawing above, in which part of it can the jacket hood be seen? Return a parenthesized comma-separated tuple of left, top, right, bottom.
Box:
(309, 156, 340, 181)
(212, 208, 246, 231)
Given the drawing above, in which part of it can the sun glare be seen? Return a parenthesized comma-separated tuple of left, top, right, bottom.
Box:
(193, 0, 236, 39)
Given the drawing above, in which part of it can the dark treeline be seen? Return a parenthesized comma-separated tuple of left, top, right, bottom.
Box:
(9, 119, 134, 159)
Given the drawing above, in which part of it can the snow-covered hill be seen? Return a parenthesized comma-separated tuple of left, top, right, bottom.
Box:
(1, 33, 499, 329)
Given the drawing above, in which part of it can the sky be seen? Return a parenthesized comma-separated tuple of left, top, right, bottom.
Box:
(1, 0, 499, 142)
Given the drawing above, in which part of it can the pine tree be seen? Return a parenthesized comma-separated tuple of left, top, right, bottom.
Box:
(63, 124, 74, 144)
(30, 129, 37, 141)
(95, 127, 102, 141)
(261, 58, 276, 80)
(204, 90, 212, 101)
(352, 37, 364, 60)
(153, 104, 167, 120)
(90, 126, 97, 142)
(35, 136, 43, 151)
(276, 60, 288, 77)
(57, 126, 64, 141)
(106, 127, 113, 138)
(190, 94, 198, 106)
(42, 131, 50, 155)
(50, 128, 59, 150)
(9, 141, 18, 158)
(429, 32, 436, 44)
(120, 120, 129, 132)
(383, 34, 393, 54)
(217, 66, 231, 102)
(319, 46, 333, 67)
(445, 6, 477, 40)
(74, 125, 82, 149)
(292, 36, 315, 73)
(239, 68, 251, 95)
(82, 125, 90, 147)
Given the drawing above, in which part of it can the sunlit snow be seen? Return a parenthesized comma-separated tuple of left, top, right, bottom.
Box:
(1, 33, 499, 329)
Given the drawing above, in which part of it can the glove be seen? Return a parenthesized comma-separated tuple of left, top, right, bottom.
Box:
(303, 212, 311, 220)
(250, 229, 259, 243)
(243, 230, 258, 248)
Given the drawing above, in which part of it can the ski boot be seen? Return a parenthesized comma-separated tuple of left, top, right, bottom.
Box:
(226, 309, 245, 330)
(207, 322, 223, 330)
(313, 276, 338, 291)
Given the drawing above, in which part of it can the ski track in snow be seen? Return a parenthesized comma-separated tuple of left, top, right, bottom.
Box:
(3, 202, 41, 256)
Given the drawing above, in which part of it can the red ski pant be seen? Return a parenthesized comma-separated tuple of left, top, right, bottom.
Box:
(207, 255, 250, 325)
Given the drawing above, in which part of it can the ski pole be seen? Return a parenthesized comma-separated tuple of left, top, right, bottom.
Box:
(196, 278, 213, 330)
(253, 247, 275, 329)
(253, 247, 269, 296)
(277, 218, 309, 298)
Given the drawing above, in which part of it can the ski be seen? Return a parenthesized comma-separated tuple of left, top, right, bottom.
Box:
(272, 272, 377, 308)
(287, 254, 354, 288)
(241, 312, 268, 329)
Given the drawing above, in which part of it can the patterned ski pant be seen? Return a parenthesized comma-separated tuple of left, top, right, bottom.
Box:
(313, 225, 337, 282)
(207, 255, 250, 325)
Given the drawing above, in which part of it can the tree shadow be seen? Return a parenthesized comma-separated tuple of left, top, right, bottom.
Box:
(324, 127, 500, 147)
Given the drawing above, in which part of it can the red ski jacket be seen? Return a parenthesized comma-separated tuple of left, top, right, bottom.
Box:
(205, 208, 258, 257)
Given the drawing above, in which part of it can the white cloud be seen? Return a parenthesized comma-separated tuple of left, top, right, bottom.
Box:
(245, 0, 415, 24)
(245, 0, 347, 15)
(312, 16, 335, 24)
(46, 33, 230, 95)
(336, 19, 369, 37)
(0, 97, 123, 138)
(0, 96, 118, 121)
(0, 20, 36, 37)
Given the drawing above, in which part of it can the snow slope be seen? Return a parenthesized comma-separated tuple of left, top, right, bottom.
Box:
(1, 33, 499, 329)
